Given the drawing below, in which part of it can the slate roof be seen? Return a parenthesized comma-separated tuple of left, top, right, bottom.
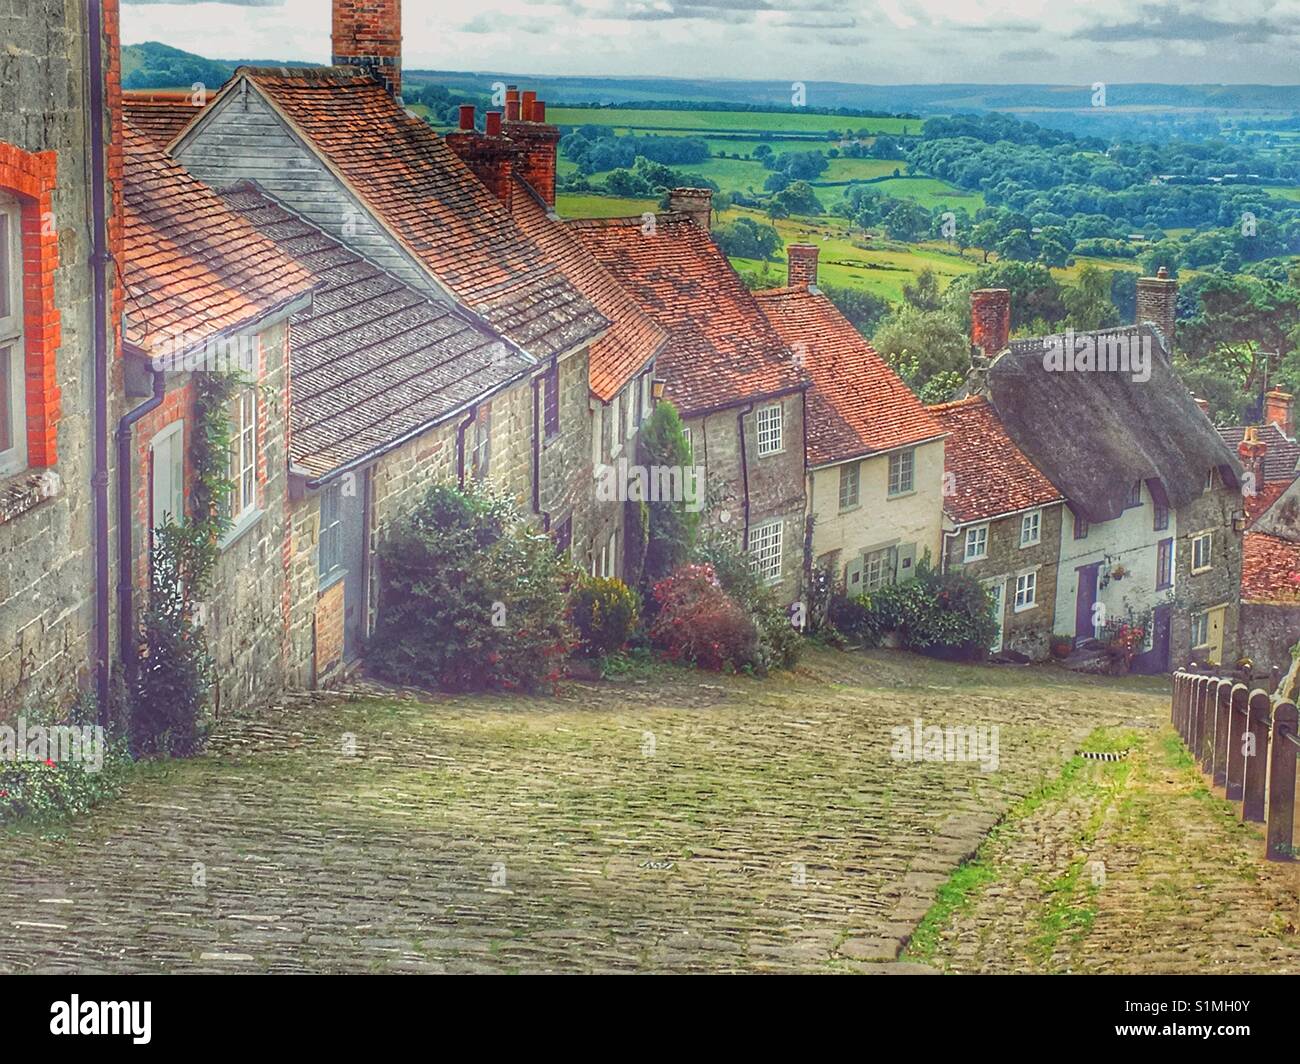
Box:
(928, 396, 1063, 523)
(1217, 423, 1300, 484)
(237, 66, 607, 362)
(509, 179, 666, 401)
(754, 284, 942, 465)
(569, 214, 805, 415)
(122, 89, 215, 148)
(985, 326, 1241, 524)
(121, 123, 313, 365)
(221, 183, 533, 482)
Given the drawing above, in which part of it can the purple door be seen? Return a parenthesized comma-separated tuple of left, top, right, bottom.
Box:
(1075, 562, 1101, 643)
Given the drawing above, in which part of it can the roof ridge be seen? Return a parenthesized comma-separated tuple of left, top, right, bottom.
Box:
(237, 64, 373, 82)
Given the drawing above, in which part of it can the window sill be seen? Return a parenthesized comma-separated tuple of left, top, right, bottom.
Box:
(838, 502, 861, 515)
(887, 489, 916, 501)
(219, 507, 264, 551)
(0, 468, 61, 526)
(319, 567, 345, 595)
(757, 449, 784, 459)
(964, 554, 987, 564)
(543, 431, 561, 451)
(1191, 565, 1212, 576)
(1013, 602, 1037, 614)
(1019, 539, 1040, 549)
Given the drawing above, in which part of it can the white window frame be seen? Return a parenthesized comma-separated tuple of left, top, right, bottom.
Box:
(1019, 509, 1041, 547)
(1014, 570, 1037, 611)
(756, 404, 783, 457)
(748, 519, 783, 585)
(887, 448, 915, 496)
(609, 393, 622, 458)
(602, 530, 617, 578)
(640, 372, 652, 421)
(838, 461, 860, 511)
(964, 524, 989, 562)
(863, 546, 894, 592)
(682, 425, 693, 459)
(150, 419, 185, 532)
(227, 386, 258, 525)
(1191, 531, 1213, 573)
(591, 400, 603, 470)
(318, 480, 344, 583)
(0, 195, 26, 477)
(1191, 610, 1209, 648)
(624, 386, 636, 443)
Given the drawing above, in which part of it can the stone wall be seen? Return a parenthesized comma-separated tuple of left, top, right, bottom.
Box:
(1240, 603, 1300, 677)
(0, 0, 114, 715)
(1172, 483, 1243, 668)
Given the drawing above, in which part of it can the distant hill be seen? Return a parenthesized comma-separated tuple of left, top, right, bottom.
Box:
(122, 42, 312, 91)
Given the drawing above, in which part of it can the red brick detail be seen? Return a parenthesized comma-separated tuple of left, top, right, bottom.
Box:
(132, 380, 196, 592)
(786, 244, 819, 289)
(444, 127, 519, 211)
(504, 109, 560, 208)
(331, 0, 402, 97)
(0, 141, 61, 467)
(971, 288, 1010, 357)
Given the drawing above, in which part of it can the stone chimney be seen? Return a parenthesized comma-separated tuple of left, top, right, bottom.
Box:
(332, 0, 402, 99)
(787, 244, 819, 289)
(1238, 426, 1268, 493)
(668, 187, 712, 230)
(1136, 266, 1178, 354)
(444, 109, 520, 211)
(1265, 389, 1295, 438)
(970, 288, 1010, 357)
(503, 86, 561, 207)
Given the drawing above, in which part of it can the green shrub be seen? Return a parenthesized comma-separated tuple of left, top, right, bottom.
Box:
(638, 402, 699, 589)
(865, 561, 997, 660)
(369, 484, 576, 692)
(569, 576, 640, 658)
(827, 593, 884, 647)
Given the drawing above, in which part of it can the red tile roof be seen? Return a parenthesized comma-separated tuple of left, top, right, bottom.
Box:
(1217, 423, 1300, 484)
(1242, 531, 1300, 603)
(928, 396, 1063, 523)
(1245, 479, 1289, 526)
(569, 214, 804, 414)
(122, 89, 215, 149)
(510, 180, 666, 401)
(223, 183, 532, 481)
(754, 284, 942, 465)
(122, 123, 313, 363)
(239, 67, 606, 361)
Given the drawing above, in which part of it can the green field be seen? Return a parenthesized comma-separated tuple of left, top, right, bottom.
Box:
(556, 193, 659, 219)
(549, 107, 920, 136)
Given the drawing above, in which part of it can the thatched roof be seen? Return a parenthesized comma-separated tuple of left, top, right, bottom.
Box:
(985, 325, 1241, 524)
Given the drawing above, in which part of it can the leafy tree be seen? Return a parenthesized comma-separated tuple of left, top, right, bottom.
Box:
(637, 402, 700, 589)
(1063, 266, 1122, 331)
(872, 305, 970, 396)
(902, 267, 943, 312)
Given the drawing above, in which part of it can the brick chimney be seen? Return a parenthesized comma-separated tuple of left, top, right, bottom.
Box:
(1265, 389, 1295, 438)
(668, 187, 712, 230)
(503, 87, 561, 207)
(1136, 266, 1178, 354)
(787, 244, 819, 289)
(1238, 426, 1268, 493)
(445, 110, 520, 211)
(970, 288, 1010, 357)
(332, 0, 402, 99)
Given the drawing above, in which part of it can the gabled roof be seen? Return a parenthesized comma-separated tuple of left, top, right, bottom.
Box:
(569, 214, 804, 415)
(928, 396, 1063, 524)
(509, 180, 666, 401)
(122, 89, 216, 149)
(1217, 423, 1300, 484)
(221, 183, 533, 483)
(985, 325, 1241, 524)
(754, 284, 942, 465)
(121, 123, 313, 364)
(232, 66, 606, 362)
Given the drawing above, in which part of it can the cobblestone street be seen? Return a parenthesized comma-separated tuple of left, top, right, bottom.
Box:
(1, 649, 1168, 973)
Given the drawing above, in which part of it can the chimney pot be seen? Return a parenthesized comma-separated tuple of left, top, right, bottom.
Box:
(505, 87, 521, 122)
(787, 244, 819, 289)
(1265, 389, 1295, 438)
(970, 288, 1011, 357)
(1238, 427, 1268, 490)
(533, 100, 546, 122)
(485, 110, 502, 137)
(668, 187, 713, 230)
(458, 104, 475, 130)
(522, 90, 537, 121)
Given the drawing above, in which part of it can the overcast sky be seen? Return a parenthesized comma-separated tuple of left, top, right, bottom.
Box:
(121, 0, 1300, 84)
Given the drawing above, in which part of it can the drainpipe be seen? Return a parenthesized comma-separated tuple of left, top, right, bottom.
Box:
(455, 406, 477, 489)
(737, 403, 754, 545)
(115, 365, 165, 673)
(531, 373, 551, 529)
(87, 0, 113, 721)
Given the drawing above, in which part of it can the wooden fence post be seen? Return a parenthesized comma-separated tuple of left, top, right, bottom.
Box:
(1266, 701, 1299, 861)
(1242, 690, 1271, 823)
(1172, 671, 1184, 733)
(1211, 678, 1231, 785)
(1225, 683, 1249, 801)
(1193, 676, 1210, 765)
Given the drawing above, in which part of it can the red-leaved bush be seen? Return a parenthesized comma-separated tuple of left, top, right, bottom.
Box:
(649, 564, 759, 671)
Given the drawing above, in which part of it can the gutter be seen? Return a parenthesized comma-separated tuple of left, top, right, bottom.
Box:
(87, 0, 112, 721)
(115, 362, 166, 674)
